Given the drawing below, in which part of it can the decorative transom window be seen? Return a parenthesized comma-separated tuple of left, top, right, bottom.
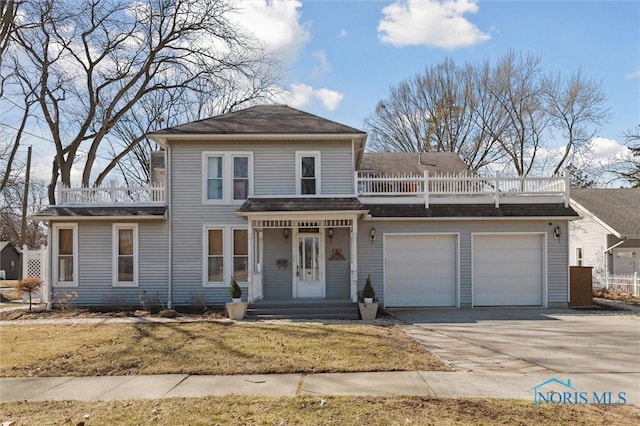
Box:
(53, 223, 78, 287)
(204, 226, 248, 286)
(203, 152, 253, 204)
(113, 224, 138, 287)
(296, 151, 320, 195)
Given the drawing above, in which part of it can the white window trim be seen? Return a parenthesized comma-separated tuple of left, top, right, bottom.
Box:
(52, 223, 79, 287)
(112, 223, 139, 287)
(295, 151, 321, 195)
(575, 247, 583, 267)
(202, 152, 253, 205)
(202, 225, 249, 287)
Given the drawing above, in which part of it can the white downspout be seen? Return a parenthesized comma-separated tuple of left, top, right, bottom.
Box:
(166, 145, 173, 309)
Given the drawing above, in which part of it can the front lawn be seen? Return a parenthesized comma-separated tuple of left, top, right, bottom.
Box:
(1, 396, 638, 425)
(0, 322, 446, 376)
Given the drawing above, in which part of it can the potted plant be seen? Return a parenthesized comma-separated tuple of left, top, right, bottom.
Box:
(226, 277, 247, 320)
(358, 275, 378, 320)
(230, 276, 242, 303)
(362, 275, 375, 303)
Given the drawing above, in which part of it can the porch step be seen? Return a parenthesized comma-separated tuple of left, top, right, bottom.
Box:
(247, 300, 360, 320)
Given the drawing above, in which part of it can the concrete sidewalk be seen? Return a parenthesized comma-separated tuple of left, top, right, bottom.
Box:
(1, 371, 638, 405)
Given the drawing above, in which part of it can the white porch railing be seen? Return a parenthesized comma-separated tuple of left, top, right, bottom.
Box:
(355, 171, 570, 207)
(57, 181, 165, 205)
(594, 272, 639, 297)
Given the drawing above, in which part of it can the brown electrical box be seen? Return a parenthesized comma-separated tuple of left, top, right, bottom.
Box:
(569, 266, 593, 308)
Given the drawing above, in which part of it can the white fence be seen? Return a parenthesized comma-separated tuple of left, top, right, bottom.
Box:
(594, 272, 639, 297)
(21, 245, 47, 302)
(58, 181, 165, 205)
(355, 171, 569, 207)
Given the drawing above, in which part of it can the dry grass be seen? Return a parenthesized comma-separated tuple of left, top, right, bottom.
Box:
(1, 396, 639, 425)
(0, 322, 445, 376)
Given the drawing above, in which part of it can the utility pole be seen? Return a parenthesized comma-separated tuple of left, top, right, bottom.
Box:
(20, 145, 32, 248)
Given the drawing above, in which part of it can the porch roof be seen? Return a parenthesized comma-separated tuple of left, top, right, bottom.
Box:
(31, 206, 167, 220)
(366, 203, 579, 219)
(237, 197, 367, 214)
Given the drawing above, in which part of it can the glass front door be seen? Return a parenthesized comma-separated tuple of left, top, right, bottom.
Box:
(296, 234, 324, 298)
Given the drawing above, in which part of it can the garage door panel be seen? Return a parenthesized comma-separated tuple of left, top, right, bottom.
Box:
(473, 234, 543, 307)
(385, 234, 457, 307)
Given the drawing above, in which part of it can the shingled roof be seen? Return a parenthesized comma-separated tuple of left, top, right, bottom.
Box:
(571, 188, 640, 238)
(149, 105, 365, 136)
(32, 206, 167, 220)
(359, 152, 468, 175)
(367, 203, 579, 219)
(237, 198, 367, 214)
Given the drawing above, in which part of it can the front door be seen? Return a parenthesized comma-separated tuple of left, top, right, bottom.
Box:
(295, 233, 325, 298)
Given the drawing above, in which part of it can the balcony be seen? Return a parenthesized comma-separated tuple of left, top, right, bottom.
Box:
(355, 171, 570, 207)
(57, 181, 165, 206)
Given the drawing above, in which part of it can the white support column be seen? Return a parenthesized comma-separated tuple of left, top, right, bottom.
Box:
(423, 170, 429, 208)
(350, 218, 358, 302)
(247, 220, 254, 302)
(256, 229, 264, 300)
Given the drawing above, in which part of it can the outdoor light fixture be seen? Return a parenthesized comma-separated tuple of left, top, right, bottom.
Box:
(370, 227, 376, 244)
(328, 228, 334, 243)
(283, 228, 289, 241)
(553, 226, 561, 239)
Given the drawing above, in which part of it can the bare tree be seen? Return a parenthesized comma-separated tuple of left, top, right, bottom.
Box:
(365, 51, 609, 176)
(618, 125, 640, 187)
(2, 0, 279, 203)
(544, 70, 611, 175)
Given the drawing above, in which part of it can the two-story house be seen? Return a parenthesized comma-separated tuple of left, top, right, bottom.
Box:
(34, 105, 578, 311)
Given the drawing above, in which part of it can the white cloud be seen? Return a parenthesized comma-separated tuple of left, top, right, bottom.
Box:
(311, 50, 332, 77)
(624, 69, 640, 79)
(278, 83, 344, 111)
(338, 29, 348, 38)
(230, 0, 311, 64)
(378, 0, 490, 49)
(315, 88, 344, 111)
(589, 136, 628, 161)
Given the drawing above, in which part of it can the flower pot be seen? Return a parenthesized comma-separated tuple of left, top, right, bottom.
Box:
(226, 302, 248, 320)
(364, 297, 373, 304)
(358, 302, 378, 320)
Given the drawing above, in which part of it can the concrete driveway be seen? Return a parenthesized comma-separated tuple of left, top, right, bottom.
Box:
(389, 308, 640, 374)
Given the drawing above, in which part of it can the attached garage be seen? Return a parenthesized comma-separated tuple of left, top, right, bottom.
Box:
(473, 234, 544, 306)
(384, 234, 457, 307)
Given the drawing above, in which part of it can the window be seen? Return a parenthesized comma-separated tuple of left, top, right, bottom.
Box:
(206, 156, 223, 200)
(113, 224, 138, 287)
(10, 260, 15, 272)
(53, 223, 78, 287)
(233, 229, 248, 281)
(203, 152, 252, 203)
(296, 151, 320, 195)
(204, 226, 249, 286)
(207, 229, 224, 283)
(576, 247, 583, 267)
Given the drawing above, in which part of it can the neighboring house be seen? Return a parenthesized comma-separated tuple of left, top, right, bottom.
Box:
(0, 241, 20, 280)
(570, 188, 640, 277)
(33, 105, 578, 309)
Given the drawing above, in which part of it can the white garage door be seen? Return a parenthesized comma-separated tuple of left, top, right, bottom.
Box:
(384, 234, 457, 307)
(473, 234, 543, 306)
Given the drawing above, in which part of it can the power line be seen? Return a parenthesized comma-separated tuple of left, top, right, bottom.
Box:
(0, 122, 54, 142)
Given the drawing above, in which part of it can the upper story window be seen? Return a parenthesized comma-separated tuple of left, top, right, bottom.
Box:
(203, 152, 253, 204)
(53, 223, 78, 287)
(296, 151, 321, 195)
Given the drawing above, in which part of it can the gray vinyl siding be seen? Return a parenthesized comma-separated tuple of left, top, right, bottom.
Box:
(569, 211, 608, 275)
(263, 229, 293, 299)
(169, 139, 354, 305)
(325, 227, 350, 299)
(51, 220, 169, 307)
(357, 219, 569, 308)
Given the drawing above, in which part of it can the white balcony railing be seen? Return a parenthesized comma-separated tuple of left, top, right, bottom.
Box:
(57, 181, 165, 205)
(356, 171, 570, 207)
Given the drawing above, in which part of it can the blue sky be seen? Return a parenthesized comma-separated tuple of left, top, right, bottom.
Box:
(5, 0, 639, 182)
(247, 0, 639, 162)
